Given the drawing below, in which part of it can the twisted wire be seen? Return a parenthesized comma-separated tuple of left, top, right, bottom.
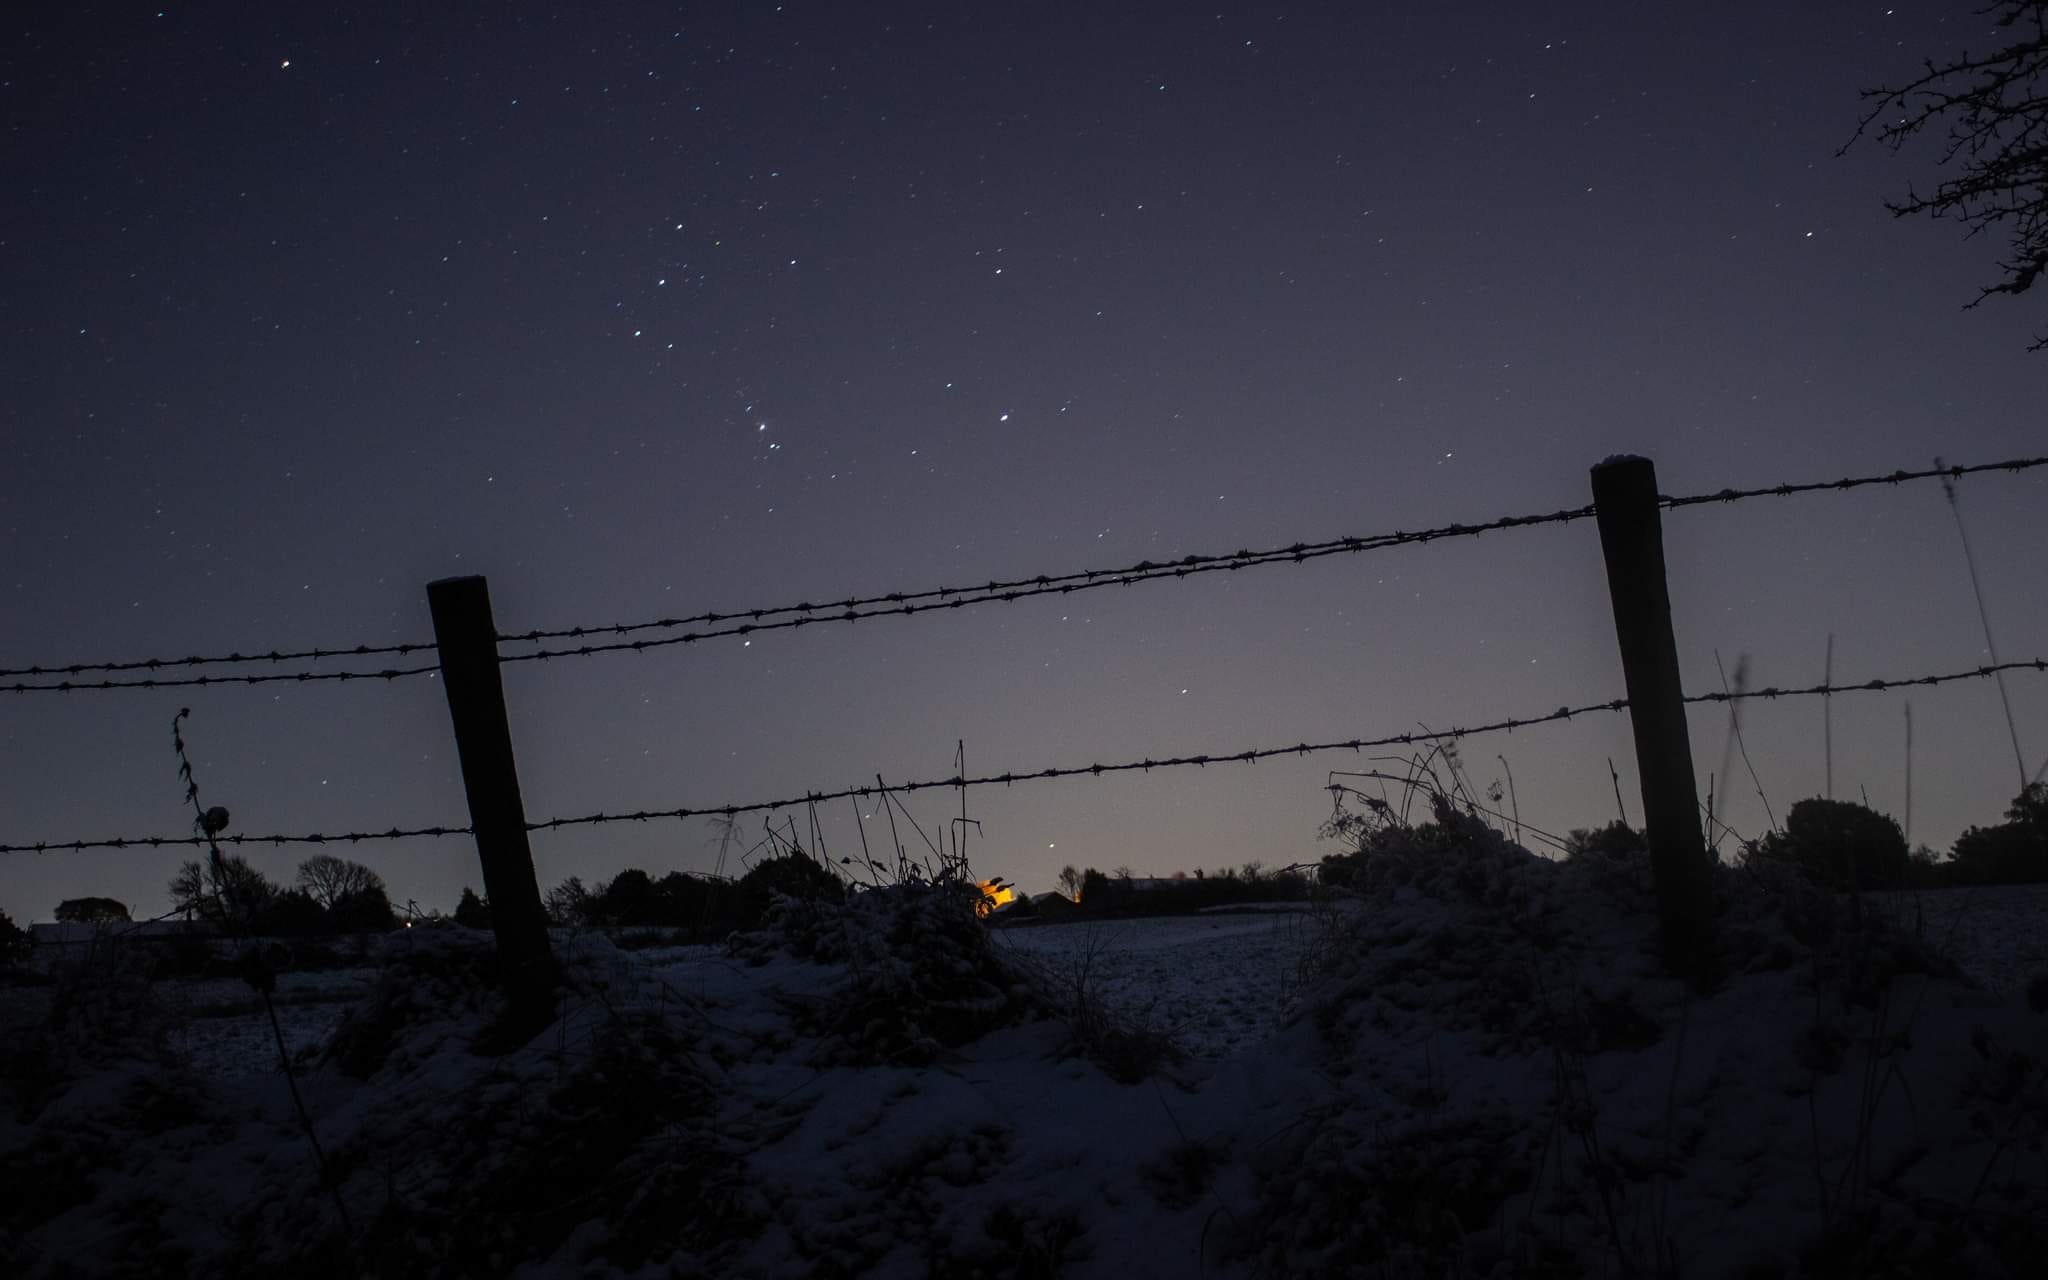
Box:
(7, 656, 2038, 854)
(8, 452, 2043, 686)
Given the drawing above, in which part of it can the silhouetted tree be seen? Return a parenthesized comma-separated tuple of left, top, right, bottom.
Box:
(250, 889, 329, 937)
(593, 869, 658, 926)
(454, 887, 493, 929)
(1851, 1, 2048, 348)
(1055, 864, 1083, 900)
(295, 854, 386, 910)
(54, 896, 131, 924)
(329, 885, 399, 933)
(0, 909, 32, 967)
(169, 855, 278, 927)
(544, 875, 596, 926)
(1078, 868, 1111, 913)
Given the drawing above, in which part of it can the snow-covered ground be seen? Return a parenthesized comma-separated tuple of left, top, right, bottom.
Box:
(1872, 883, 2048, 999)
(160, 968, 374, 1078)
(6, 848, 2046, 1277)
(987, 912, 1322, 1059)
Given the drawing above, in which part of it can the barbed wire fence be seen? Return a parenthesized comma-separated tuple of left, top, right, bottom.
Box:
(3, 657, 2040, 857)
(3, 451, 2043, 977)
(8, 454, 2043, 690)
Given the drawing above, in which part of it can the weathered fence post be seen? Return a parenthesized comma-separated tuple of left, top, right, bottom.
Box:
(427, 575, 555, 1009)
(1590, 456, 1716, 982)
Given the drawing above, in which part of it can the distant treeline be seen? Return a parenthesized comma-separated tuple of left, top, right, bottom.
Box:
(1728, 783, 2048, 891)
(1064, 863, 1312, 919)
(1318, 783, 2048, 893)
(465, 852, 848, 943)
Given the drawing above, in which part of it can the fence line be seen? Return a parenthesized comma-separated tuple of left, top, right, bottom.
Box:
(9, 452, 2043, 690)
(7, 657, 2038, 857)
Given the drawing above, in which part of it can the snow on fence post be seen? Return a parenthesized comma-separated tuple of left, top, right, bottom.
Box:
(427, 574, 556, 1009)
(1590, 456, 1717, 983)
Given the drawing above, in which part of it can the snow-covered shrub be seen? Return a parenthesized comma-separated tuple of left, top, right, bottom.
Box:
(6, 936, 174, 1119)
(1247, 1109, 1537, 1278)
(733, 876, 1046, 1066)
(0, 1065, 210, 1273)
(734, 850, 844, 929)
(1054, 955, 1185, 1085)
(1242, 800, 2045, 1278)
(321, 927, 503, 1078)
(229, 931, 762, 1277)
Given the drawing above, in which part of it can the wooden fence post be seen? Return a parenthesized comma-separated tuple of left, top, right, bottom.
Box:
(427, 575, 555, 1008)
(1590, 456, 1716, 982)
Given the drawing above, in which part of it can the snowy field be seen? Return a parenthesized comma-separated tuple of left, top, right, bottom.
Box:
(34, 886, 2048, 1082)
(8, 863, 2047, 1277)
(986, 910, 1322, 1059)
(1871, 883, 2048, 998)
(159, 968, 374, 1078)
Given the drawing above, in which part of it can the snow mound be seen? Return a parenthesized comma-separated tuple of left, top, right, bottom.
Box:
(7, 827, 2043, 1278)
(732, 878, 1052, 1066)
(1237, 805, 2048, 1278)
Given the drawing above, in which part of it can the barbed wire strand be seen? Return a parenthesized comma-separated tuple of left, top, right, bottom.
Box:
(2, 662, 441, 694)
(499, 506, 1597, 648)
(8, 453, 2045, 687)
(520, 699, 1634, 831)
(0, 641, 433, 682)
(5, 657, 2039, 855)
(0, 824, 475, 856)
(493, 453, 2048, 651)
(1659, 455, 2048, 508)
(497, 515, 1597, 664)
(520, 658, 2046, 828)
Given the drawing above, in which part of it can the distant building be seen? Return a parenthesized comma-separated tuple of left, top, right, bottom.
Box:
(31, 919, 214, 950)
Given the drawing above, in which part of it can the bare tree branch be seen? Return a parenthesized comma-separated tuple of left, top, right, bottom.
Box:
(1847, 1, 2048, 349)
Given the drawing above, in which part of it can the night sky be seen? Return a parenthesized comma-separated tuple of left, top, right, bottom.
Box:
(4, 1, 2043, 925)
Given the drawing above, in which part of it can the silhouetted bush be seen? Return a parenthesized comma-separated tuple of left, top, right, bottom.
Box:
(1565, 821, 1647, 863)
(1948, 783, 2048, 886)
(1750, 798, 1911, 890)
